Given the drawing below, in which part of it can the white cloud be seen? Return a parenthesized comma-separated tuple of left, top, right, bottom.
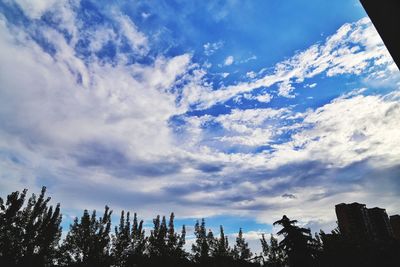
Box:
(277, 81, 295, 98)
(14, 0, 59, 19)
(181, 17, 398, 109)
(268, 91, 400, 168)
(305, 83, 317, 88)
(221, 72, 230, 78)
(246, 71, 256, 79)
(115, 13, 149, 55)
(203, 41, 223, 56)
(0, 12, 193, 205)
(88, 27, 117, 52)
(256, 93, 272, 103)
(224, 55, 234, 66)
(180, 108, 290, 147)
(141, 12, 151, 19)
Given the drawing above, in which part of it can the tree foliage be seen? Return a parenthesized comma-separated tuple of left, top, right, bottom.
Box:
(192, 218, 211, 263)
(59, 206, 112, 267)
(0, 187, 62, 267)
(273, 215, 314, 267)
(233, 228, 252, 261)
(261, 233, 287, 267)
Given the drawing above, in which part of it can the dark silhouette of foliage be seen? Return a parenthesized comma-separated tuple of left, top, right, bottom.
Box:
(212, 225, 231, 258)
(192, 218, 211, 263)
(111, 211, 147, 266)
(148, 215, 168, 257)
(319, 226, 400, 267)
(273, 215, 314, 267)
(0, 187, 62, 267)
(58, 206, 112, 267)
(233, 228, 252, 261)
(261, 233, 287, 266)
(122, 212, 147, 266)
(166, 212, 187, 260)
(112, 210, 131, 266)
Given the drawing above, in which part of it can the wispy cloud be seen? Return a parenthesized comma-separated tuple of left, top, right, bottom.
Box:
(203, 41, 223, 56)
(224, 55, 234, 66)
(181, 17, 398, 109)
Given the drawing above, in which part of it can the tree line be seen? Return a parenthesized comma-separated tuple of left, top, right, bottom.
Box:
(1, 187, 399, 267)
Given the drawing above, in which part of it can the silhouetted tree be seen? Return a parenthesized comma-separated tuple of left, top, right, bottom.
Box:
(59, 206, 112, 267)
(112, 211, 147, 267)
(0, 189, 28, 266)
(166, 213, 187, 260)
(146, 213, 188, 266)
(212, 225, 231, 258)
(0, 187, 62, 267)
(112, 210, 131, 266)
(192, 219, 211, 263)
(124, 212, 147, 266)
(273, 215, 314, 267)
(148, 215, 168, 258)
(260, 233, 287, 267)
(233, 228, 252, 261)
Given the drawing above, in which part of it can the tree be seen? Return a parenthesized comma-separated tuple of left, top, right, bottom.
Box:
(166, 213, 186, 260)
(112, 210, 131, 266)
(147, 215, 168, 257)
(112, 211, 146, 267)
(212, 225, 231, 258)
(261, 234, 286, 267)
(0, 187, 62, 267)
(59, 206, 112, 267)
(273, 215, 313, 267)
(233, 228, 252, 261)
(146, 213, 188, 266)
(192, 218, 211, 263)
(125, 212, 146, 265)
(0, 189, 28, 266)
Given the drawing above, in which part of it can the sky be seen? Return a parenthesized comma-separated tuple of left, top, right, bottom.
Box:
(1, 0, 400, 252)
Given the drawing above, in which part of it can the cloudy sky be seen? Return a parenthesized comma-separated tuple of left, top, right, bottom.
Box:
(1, 0, 400, 251)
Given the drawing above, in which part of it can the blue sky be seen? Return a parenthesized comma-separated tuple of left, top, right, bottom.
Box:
(1, 0, 400, 252)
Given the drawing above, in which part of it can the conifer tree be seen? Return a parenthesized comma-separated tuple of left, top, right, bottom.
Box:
(177, 224, 186, 258)
(112, 211, 147, 266)
(148, 215, 168, 257)
(273, 215, 313, 267)
(59, 206, 112, 267)
(261, 234, 287, 267)
(112, 210, 131, 266)
(0, 189, 28, 265)
(192, 218, 210, 263)
(206, 229, 216, 257)
(212, 225, 231, 258)
(233, 228, 252, 261)
(166, 212, 186, 260)
(0, 187, 62, 267)
(167, 212, 178, 252)
(129, 212, 146, 258)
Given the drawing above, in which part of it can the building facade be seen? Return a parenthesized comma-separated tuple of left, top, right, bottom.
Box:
(368, 207, 393, 241)
(335, 202, 396, 242)
(390, 215, 400, 240)
(335, 202, 372, 242)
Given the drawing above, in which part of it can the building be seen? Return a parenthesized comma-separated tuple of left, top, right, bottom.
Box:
(335, 202, 373, 242)
(335, 202, 397, 243)
(390, 215, 400, 240)
(368, 207, 393, 241)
